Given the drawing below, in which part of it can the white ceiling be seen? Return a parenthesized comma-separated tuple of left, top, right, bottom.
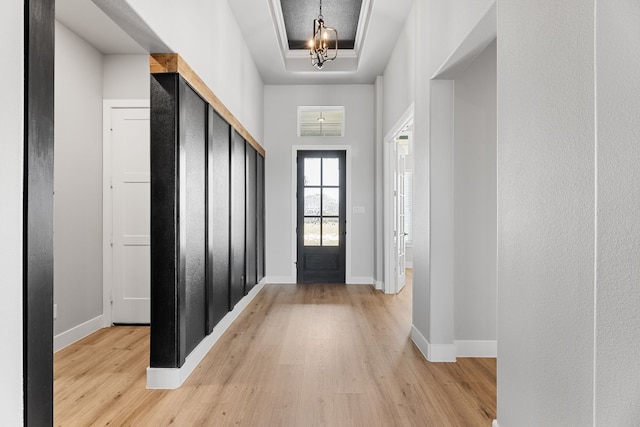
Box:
(55, 0, 414, 85)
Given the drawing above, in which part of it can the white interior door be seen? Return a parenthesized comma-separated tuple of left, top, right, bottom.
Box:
(111, 107, 150, 323)
(395, 140, 407, 292)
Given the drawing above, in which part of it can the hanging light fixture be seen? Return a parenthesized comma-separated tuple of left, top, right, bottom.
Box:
(308, 0, 338, 69)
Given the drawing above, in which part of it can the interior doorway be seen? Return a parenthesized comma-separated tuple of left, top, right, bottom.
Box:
(383, 106, 414, 294)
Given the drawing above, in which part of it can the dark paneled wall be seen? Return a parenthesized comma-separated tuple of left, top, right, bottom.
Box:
(24, 0, 55, 424)
(150, 74, 182, 368)
(151, 73, 265, 368)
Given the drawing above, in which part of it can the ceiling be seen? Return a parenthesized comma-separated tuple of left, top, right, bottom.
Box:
(281, 0, 363, 50)
(56, 0, 414, 85)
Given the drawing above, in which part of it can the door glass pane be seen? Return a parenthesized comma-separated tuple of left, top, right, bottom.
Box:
(322, 218, 339, 246)
(322, 158, 339, 186)
(304, 217, 321, 246)
(304, 158, 321, 185)
(304, 188, 321, 216)
(322, 188, 339, 216)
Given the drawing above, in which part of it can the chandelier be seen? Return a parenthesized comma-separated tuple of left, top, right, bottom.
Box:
(308, 0, 338, 69)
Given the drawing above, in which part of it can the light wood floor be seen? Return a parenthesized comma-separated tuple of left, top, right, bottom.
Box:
(54, 272, 496, 426)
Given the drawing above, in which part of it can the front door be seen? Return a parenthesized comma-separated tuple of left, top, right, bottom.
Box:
(296, 150, 346, 283)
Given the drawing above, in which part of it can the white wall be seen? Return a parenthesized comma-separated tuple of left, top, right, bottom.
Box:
(382, 2, 415, 136)
(497, 1, 596, 424)
(264, 85, 375, 283)
(117, 0, 264, 143)
(54, 21, 105, 336)
(103, 54, 149, 99)
(595, 3, 640, 423)
(453, 40, 496, 342)
(0, 0, 24, 423)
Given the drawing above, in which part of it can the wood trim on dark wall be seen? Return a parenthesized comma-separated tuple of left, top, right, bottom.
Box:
(149, 53, 265, 158)
(24, 0, 55, 424)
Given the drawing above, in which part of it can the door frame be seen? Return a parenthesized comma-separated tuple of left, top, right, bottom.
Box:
(102, 99, 150, 327)
(291, 145, 352, 283)
(383, 104, 414, 294)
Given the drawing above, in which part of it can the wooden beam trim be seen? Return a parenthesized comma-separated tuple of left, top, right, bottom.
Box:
(150, 53, 265, 157)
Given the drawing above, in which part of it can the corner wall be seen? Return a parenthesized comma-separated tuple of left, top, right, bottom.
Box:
(453, 40, 497, 345)
(595, 3, 640, 422)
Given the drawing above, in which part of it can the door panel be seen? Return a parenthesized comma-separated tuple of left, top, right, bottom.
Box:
(180, 80, 207, 355)
(296, 150, 346, 283)
(111, 107, 150, 323)
(206, 106, 231, 332)
(230, 130, 246, 307)
(245, 142, 257, 292)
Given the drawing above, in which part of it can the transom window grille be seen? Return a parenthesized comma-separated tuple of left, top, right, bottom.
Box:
(303, 157, 341, 246)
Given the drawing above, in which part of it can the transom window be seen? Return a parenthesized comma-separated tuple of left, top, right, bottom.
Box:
(298, 106, 344, 137)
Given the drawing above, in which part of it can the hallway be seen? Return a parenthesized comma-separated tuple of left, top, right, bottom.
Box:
(54, 273, 496, 426)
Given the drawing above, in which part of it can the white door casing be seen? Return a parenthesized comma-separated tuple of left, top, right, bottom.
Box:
(103, 101, 150, 324)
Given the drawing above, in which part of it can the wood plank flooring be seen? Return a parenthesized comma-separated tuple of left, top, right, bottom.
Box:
(54, 272, 496, 426)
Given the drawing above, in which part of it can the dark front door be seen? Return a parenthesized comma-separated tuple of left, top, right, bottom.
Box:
(297, 150, 346, 283)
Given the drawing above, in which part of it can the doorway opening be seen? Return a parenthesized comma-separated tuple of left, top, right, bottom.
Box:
(383, 105, 414, 294)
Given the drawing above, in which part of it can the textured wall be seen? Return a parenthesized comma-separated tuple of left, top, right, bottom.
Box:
(497, 1, 596, 424)
(595, 2, 640, 424)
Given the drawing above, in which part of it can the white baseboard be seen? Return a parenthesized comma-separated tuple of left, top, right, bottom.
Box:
(265, 275, 296, 284)
(405, 262, 413, 268)
(455, 340, 497, 358)
(54, 314, 105, 352)
(347, 276, 374, 285)
(374, 280, 384, 291)
(146, 279, 266, 389)
(411, 325, 456, 362)
(492, 420, 500, 427)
